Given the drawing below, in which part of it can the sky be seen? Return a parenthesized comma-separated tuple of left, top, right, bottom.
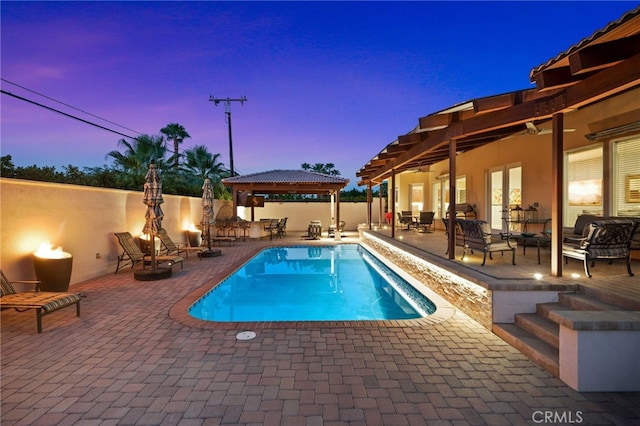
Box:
(1, 1, 637, 189)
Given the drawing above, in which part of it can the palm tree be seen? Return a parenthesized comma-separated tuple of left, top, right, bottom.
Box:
(106, 134, 168, 188)
(301, 162, 341, 176)
(160, 123, 191, 168)
(181, 145, 230, 199)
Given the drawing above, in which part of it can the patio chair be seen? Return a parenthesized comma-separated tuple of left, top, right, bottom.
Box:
(114, 232, 184, 274)
(563, 214, 602, 239)
(156, 228, 205, 260)
(563, 218, 637, 278)
(264, 219, 279, 240)
(0, 269, 81, 333)
(277, 217, 288, 237)
(397, 211, 416, 230)
(328, 220, 346, 237)
(460, 219, 517, 266)
(417, 211, 435, 233)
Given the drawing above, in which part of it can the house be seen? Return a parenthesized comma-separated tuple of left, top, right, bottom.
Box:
(357, 6, 640, 276)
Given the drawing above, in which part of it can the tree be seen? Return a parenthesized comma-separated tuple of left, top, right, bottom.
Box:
(160, 123, 191, 168)
(106, 134, 168, 188)
(1, 155, 16, 178)
(181, 145, 230, 199)
(301, 162, 341, 176)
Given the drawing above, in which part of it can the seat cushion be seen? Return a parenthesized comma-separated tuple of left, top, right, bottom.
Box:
(0, 292, 80, 313)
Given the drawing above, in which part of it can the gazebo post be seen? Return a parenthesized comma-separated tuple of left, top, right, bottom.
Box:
(232, 187, 238, 220)
(335, 189, 341, 241)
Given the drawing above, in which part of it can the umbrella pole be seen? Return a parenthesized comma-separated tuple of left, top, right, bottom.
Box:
(150, 233, 157, 270)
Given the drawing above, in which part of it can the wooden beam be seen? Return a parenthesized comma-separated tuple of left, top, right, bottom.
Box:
(569, 33, 640, 75)
(359, 53, 640, 185)
(473, 92, 516, 113)
(419, 113, 451, 130)
(533, 66, 589, 91)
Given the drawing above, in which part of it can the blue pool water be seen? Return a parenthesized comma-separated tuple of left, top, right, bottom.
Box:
(189, 244, 436, 322)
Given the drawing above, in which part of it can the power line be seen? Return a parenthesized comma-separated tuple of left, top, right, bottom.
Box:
(1, 78, 143, 135)
(1, 89, 138, 140)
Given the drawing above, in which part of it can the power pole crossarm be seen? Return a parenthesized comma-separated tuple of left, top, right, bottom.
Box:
(209, 95, 247, 177)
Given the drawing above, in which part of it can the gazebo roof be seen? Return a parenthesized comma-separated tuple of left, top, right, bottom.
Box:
(222, 169, 349, 195)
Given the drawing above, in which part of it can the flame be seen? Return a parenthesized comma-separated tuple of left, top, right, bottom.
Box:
(34, 241, 71, 259)
(185, 223, 199, 231)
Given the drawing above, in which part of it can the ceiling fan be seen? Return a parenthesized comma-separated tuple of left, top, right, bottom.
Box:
(524, 121, 576, 136)
(505, 122, 576, 139)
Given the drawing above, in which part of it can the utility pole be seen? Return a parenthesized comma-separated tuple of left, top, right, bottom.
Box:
(209, 95, 247, 177)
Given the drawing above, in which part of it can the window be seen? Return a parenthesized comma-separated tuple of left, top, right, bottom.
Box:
(432, 175, 466, 218)
(613, 136, 640, 216)
(410, 184, 424, 212)
(432, 182, 442, 218)
(566, 145, 603, 225)
(456, 176, 467, 204)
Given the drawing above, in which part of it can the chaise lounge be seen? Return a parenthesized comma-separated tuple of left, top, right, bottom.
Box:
(156, 228, 210, 259)
(1, 270, 81, 333)
(114, 232, 184, 273)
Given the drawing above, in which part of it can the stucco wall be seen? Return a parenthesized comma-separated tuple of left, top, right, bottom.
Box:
(0, 178, 379, 286)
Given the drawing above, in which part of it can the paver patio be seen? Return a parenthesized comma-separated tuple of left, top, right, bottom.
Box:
(2, 231, 639, 425)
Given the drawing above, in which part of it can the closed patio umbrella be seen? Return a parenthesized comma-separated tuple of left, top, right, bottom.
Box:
(142, 161, 164, 270)
(200, 178, 215, 252)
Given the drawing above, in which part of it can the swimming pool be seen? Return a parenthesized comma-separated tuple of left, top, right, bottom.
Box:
(189, 244, 436, 322)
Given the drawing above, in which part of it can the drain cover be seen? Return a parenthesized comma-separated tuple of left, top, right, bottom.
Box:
(236, 331, 256, 341)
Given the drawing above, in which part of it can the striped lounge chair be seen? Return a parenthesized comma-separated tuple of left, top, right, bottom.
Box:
(0, 270, 81, 333)
(114, 232, 184, 274)
(156, 228, 214, 259)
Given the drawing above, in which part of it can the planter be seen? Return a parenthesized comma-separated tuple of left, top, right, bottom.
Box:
(186, 230, 201, 248)
(33, 254, 73, 292)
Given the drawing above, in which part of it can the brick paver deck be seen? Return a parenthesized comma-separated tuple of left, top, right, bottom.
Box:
(2, 232, 639, 425)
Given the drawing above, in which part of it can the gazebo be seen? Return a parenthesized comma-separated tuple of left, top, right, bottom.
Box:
(222, 169, 349, 229)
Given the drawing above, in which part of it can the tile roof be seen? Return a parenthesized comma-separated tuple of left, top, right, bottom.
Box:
(530, 5, 640, 77)
(222, 169, 349, 185)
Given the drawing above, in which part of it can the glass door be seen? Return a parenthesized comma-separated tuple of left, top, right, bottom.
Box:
(488, 165, 521, 233)
(489, 169, 504, 230)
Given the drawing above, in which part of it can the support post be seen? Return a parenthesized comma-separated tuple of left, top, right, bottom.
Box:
(551, 113, 564, 277)
(448, 139, 457, 259)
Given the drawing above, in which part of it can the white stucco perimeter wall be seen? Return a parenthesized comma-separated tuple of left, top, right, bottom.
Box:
(0, 179, 380, 286)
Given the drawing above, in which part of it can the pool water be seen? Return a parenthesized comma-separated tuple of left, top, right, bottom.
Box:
(189, 244, 436, 322)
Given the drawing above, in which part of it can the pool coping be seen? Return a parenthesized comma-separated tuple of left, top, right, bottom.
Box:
(169, 242, 457, 331)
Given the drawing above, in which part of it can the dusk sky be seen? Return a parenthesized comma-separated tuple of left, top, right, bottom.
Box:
(1, 1, 636, 188)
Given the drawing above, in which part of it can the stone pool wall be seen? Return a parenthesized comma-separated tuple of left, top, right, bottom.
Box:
(361, 230, 493, 329)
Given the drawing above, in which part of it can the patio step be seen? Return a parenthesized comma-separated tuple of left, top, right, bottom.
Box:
(578, 285, 640, 311)
(494, 290, 634, 377)
(514, 313, 559, 349)
(558, 292, 628, 311)
(492, 323, 559, 376)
